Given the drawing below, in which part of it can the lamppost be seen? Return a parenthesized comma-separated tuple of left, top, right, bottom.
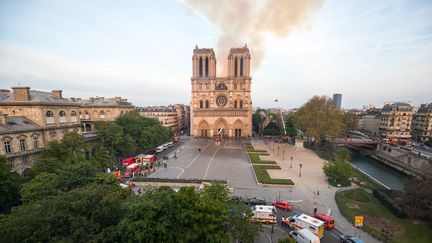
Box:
(283, 150, 285, 160)
(299, 163, 303, 177)
(277, 147, 280, 156)
(290, 156, 293, 168)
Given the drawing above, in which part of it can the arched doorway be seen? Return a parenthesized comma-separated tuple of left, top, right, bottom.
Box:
(213, 118, 229, 137)
(233, 119, 244, 137)
(198, 120, 210, 137)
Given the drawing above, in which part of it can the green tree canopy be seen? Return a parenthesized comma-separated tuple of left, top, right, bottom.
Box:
(293, 96, 345, 141)
(285, 116, 297, 137)
(0, 156, 22, 214)
(323, 148, 353, 186)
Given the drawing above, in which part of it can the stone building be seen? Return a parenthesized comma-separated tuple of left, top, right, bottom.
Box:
(357, 109, 381, 136)
(379, 102, 413, 139)
(0, 87, 81, 173)
(73, 96, 134, 133)
(412, 103, 432, 142)
(136, 106, 179, 131)
(190, 45, 252, 138)
(174, 104, 187, 131)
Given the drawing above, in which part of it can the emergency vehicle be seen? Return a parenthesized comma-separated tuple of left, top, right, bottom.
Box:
(122, 157, 136, 166)
(251, 205, 277, 224)
(124, 163, 142, 178)
(282, 213, 325, 238)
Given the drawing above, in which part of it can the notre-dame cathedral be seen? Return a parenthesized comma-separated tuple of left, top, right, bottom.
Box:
(190, 45, 252, 138)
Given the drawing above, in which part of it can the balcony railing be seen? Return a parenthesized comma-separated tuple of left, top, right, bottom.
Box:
(46, 117, 54, 124)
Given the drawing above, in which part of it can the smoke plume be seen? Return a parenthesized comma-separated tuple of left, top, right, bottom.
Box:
(185, 0, 323, 74)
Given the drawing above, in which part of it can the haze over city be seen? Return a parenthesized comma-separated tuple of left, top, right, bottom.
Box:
(0, 0, 431, 108)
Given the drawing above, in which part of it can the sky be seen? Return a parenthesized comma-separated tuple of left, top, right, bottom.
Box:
(0, 0, 431, 109)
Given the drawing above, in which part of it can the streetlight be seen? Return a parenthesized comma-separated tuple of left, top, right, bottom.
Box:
(283, 150, 285, 160)
(299, 163, 303, 177)
(290, 156, 293, 168)
(277, 147, 280, 155)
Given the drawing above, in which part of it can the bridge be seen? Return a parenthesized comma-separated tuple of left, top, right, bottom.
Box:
(332, 138, 379, 149)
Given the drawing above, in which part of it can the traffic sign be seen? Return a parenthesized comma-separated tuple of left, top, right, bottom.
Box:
(355, 216, 364, 227)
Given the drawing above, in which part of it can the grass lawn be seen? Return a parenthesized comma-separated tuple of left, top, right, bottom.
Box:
(336, 188, 432, 243)
(248, 152, 277, 164)
(252, 165, 294, 185)
(245, 143, 268, 153)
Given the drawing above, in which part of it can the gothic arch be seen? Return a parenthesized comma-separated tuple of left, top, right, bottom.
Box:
(198, 120, 210, 130)
(205, 57, 209, 77)
(213, 118, 229, 130)
(199, 57, 203, 77)
(240, 57, 244, 76)
(233, 119, 244, 129)
(234, 57, 238, 77)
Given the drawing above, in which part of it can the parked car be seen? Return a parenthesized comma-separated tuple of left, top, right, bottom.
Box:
(245, 197, 267, 206)
(147, 150, 157, 155)
(340, 235, 364, 243)
(156, 146, 164, 153)
(312, 213, 335, 229)
(272, 200, 293, 211)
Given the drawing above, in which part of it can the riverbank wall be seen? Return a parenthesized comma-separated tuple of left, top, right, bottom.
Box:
(349, 144, 432, 179)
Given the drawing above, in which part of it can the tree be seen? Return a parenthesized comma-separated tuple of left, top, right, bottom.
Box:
(285, 116, 297, 137)
(20, 172, 59, 203)
(323, 148, 352, 185)
(61, 131, 86, 156)
(0, 185, 127, 243)
(263, 121, 281, 136)
(293, 96, 344, 142)
(0, 156, 22, 214)
(201, 183, 230, 201)
(227, 200, 261, 242)
(252, 110, 262, 134)
(94, 121, 124, 153)
(90, 146, 115, 170)
(399, 173, 432, 220)
(278, 237, 296, 243)
(342, 111, 358, 133)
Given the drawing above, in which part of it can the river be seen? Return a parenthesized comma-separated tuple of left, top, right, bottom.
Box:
(348, 149, 405, 191)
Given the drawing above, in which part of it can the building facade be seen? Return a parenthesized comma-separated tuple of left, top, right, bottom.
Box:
(379, 102, 413, 139)
(73, 96, 134, 133)
(357, 109, 381, 136)
(333, 93, 342, 109)
(190, 45, 252, 138)
(137, 106, 179, 131)
(0, 87, 81, 174)
(412, 103, 432, 142)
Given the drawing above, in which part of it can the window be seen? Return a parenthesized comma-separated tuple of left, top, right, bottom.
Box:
(234, 83, 237, 90)
(240, 57, 244, 76)
(200, 100, 203, 108)
(240, 100, 243, 109)
(199, 57, 203, 77)
(33, 137, 38, 148)
(205, 57, 209, 77)
(205, 100, 209, 108)
(234, 100, 237, 108)
(59, 110, 67, 123)
(46, 110, 54, 124)
(19, 139, 26, 151)
(234, 57, 238, 77)
(100, 110, 106, 119)
(4, 141, 11, 154)
(22, 156, 28, 164)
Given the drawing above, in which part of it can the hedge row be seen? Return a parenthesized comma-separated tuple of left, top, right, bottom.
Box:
(245, 143, 268, 153)
(372, 189, 407, 219)
(248, 153, 277, 164)
(253, 165, 294, 185)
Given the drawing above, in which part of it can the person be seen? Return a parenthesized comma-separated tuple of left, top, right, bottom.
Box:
(174, 153, 177, 159)
(313, 206, 317, 214)
(198, 148, 201, 152)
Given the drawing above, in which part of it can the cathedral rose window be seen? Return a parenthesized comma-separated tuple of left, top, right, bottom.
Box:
(216, 96, 227, 107)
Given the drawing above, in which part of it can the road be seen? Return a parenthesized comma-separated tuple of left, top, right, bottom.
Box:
(145, 135, 369, 243)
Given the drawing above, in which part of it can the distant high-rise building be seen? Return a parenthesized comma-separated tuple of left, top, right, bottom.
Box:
(333, 93, 342, 109)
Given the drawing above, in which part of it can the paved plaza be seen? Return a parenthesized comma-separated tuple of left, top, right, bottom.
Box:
(149, 135, 378, 243)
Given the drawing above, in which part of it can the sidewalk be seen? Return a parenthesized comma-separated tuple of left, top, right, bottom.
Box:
(252, 141, 379, 243)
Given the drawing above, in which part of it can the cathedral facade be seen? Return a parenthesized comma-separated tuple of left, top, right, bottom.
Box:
(190, 45, 252, 138)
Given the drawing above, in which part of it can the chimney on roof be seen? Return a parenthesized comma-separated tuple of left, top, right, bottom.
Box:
(11, 86, 30, 101)
(52, 90, 62, 99)
(121, 98, 128, 103)
(0, 112, 6, 125)
(89, 97, 95, 103)
(114, 97, 122, 103)
(70, 97, 76, 101)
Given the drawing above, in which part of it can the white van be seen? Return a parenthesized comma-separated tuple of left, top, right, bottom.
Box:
(251, 205, 277, 224)
(156, 146, 164, 153)
(167, 142, 174, 147)
(282, 213, 325, 238)
(289, 229, 320, 243)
